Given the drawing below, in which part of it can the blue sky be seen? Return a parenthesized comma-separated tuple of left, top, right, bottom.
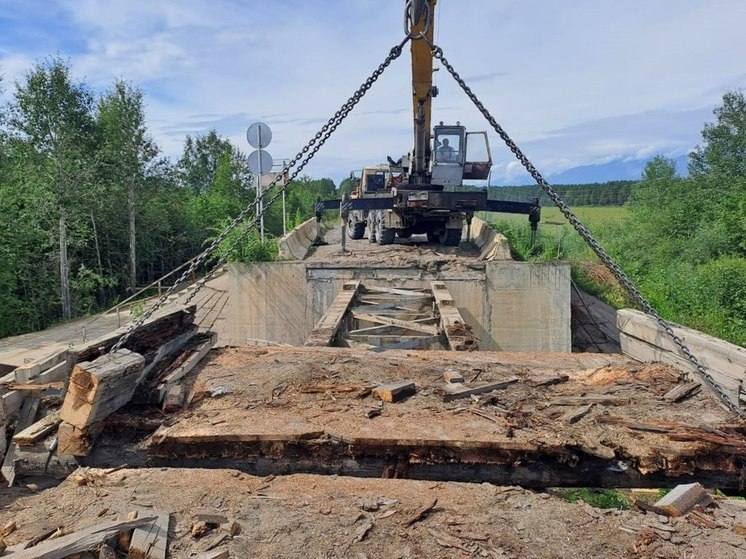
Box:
(1, 0, 745, 186)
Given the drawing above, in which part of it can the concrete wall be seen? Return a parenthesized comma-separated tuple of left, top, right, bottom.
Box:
(277, 218, 321, 261)
(221, 260, 571, 352)
(466, 216, 512, 261)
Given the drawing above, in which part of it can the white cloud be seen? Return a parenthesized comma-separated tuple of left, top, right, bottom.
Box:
(1, 0, 745, 185)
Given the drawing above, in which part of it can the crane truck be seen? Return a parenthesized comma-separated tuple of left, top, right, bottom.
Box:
(318, 0, 540, 245)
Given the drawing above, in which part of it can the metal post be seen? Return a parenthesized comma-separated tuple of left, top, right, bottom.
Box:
(258, 127, 265, 241)
(282, 160, 287, 235)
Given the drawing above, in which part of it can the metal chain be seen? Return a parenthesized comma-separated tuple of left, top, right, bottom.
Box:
(109, 37, 410, 352)
(430, 43, 742, 416)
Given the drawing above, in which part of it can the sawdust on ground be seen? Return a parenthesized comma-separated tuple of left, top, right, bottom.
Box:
(1, 468, 744, 558)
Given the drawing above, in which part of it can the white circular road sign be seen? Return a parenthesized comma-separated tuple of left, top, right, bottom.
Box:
(247, 149, 273, 176)
(246, 122, 272, 149)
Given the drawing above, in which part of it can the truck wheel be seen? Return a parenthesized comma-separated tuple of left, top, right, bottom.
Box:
(367, 213, 377, 243)
(426, 231, 439, 243)
(378, 227, 396, 245)
(439, 228, 462, 246)
(348, 219, 365, 240)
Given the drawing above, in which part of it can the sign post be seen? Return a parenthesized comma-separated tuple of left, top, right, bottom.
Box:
(246, 122, 273, 241)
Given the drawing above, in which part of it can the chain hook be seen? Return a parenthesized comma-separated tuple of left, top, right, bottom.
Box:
(404, 0, 432, 40)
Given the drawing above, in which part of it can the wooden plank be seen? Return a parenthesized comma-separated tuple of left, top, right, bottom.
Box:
(304, 281, 360, 347)
(151, 333, 218, 403)
(430, 282, 477, 351)
(351, 312, 439, 335)
(34, 357, 74, 384)
(9, 516, 156, 559)
(653, 483, 710, 517)
(6, 382, 64, 392)
(0, 390, 26, 418)
(59, 349, 145, 429)
(160, 332, 217, 385)
(130, 509, 169, 559)
(441, 379, 518, 402)
(12, 349, 69, 383)
(663, 381, 702, 403)
(2, 396, 39, 486)
(363, 286, 430, 297)
(372, 382, 416, 403)
(618, 309, 746, 379)
(347, 317, 438, 336)
(368, 335, 443, 352)
(138, 325, 198, 383)
(13, 412, 61, 446)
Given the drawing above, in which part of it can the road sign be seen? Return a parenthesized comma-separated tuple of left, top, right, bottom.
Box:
(247, 149, 273, 176)
(246, 122, 272, 149)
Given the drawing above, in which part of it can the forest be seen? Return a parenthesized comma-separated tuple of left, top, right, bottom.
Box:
(492, 90, 746, 346)
(1, 56, 743, 348)
(0, 57, 334, 337)
(488, 180, 634, 207)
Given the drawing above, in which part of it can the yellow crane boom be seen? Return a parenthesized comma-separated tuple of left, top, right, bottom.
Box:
(408, 0, 437, 181)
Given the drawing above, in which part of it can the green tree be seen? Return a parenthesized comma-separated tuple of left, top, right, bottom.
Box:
(689, 89, 746, 178)
(10, 56, 97, 319)
(96, 80, 159, 293)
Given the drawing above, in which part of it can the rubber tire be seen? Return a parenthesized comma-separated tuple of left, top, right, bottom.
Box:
(378, 227, 396, 245)
(348, 220, 365, 240)
(439, 228, 462, 247)
(397, 231, 413, 239)
(367, 213, 377, 243)
(426, 231, 439, 243)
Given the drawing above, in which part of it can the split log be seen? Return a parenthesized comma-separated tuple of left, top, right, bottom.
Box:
(8, 516, 156, 559)
(151, 332, 217, 403)
(57, 420, 106, 457)
(60, 349, 145, 429)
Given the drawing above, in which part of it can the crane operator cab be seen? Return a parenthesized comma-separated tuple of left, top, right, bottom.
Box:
(431, 123, 492, 188)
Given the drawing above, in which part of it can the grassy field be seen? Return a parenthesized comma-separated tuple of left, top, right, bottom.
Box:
(480, 205, 628, 230)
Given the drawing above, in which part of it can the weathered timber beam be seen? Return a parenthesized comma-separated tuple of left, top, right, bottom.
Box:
(430, 282, 478, 351)
(368, 335, 444, 352)
(304, 281, 360, 347)
(351, 311, 439, 335)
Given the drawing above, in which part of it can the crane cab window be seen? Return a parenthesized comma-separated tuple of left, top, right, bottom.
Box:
(364, 172, 386, 192)
(434, 130, 463, 164)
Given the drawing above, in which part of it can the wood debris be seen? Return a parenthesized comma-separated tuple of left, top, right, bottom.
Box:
(7, 516, 155, 559)
(654, 483, 712, 517)
(373, 381, 416, 403)
(441, 378, 517, 402)
(129, 509, 169, 559)
(403, 498, 438, 527)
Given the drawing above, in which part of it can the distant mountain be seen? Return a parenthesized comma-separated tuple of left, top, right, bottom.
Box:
(492, 154, 690, 186)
